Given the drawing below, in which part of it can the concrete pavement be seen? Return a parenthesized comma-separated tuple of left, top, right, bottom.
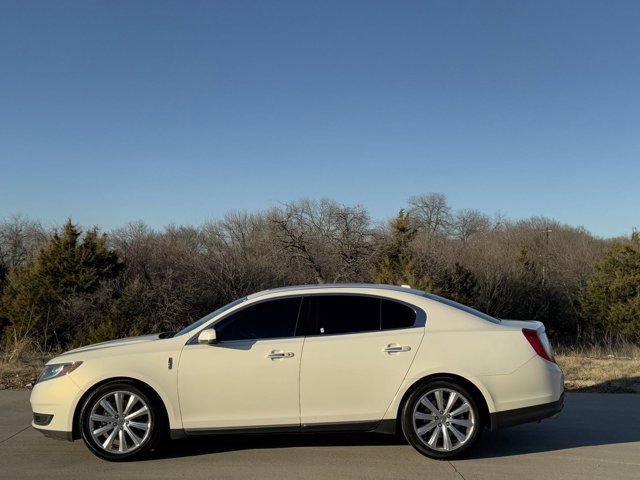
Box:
(1, 391, 639, 479)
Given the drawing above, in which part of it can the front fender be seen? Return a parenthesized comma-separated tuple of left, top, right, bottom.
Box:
(70, 367, 181, 432)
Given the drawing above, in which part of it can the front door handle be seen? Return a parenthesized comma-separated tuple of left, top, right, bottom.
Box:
(266, 350, 295, 360)
(383, 344, 411, 354)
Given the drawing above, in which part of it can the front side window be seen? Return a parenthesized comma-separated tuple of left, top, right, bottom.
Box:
(300, 295, 380, 336)
(215, 297, 302, 341)
(175, 297, 247, 337)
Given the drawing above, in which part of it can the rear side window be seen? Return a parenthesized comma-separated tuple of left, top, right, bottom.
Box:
(215, 298, 301, 341)
(301, 295, 380, 335)
(381, 299, 416, 330)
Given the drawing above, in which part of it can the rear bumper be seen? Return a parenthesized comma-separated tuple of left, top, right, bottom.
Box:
(490, 391, 564, 430)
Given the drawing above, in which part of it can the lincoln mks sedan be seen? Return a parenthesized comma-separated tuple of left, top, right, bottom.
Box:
(30, 284, 564, 461)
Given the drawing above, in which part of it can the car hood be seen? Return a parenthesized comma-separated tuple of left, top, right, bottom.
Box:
(58, 333, 162, 357)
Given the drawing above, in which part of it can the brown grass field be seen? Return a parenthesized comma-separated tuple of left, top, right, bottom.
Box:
(1, 346, 639, 393)
(556, 354, 640, 393)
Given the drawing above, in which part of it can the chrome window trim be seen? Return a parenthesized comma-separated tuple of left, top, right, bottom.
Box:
(186, 292, 427, 345)
(247, 283, 426, 300)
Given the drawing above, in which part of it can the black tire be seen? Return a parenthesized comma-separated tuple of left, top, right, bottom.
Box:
(79, 381, 164, 461)
(401, 380, 482, 459)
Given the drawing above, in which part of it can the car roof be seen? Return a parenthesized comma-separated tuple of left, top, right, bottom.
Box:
(247, 283, 426, 300)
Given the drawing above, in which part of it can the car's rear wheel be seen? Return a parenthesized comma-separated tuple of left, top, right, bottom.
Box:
(401, 380, 481, 459)
(80, 381, 163, 461)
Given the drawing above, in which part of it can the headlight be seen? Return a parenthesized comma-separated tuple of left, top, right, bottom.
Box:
(37, 362, 83, 383)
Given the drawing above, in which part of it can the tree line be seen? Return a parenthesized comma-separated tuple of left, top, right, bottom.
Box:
(0, 193, 638, 352)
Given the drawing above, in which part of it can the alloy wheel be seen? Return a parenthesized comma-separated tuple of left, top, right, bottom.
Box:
(88, 390, 151, 454)
(412, 387, 476, 452)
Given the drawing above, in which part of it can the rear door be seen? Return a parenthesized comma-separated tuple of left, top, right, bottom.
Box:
(298, 295, 424, 428)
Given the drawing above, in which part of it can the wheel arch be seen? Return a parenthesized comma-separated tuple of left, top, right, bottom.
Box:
(72, 377, 170, 440)
(395, 373, 492, 432)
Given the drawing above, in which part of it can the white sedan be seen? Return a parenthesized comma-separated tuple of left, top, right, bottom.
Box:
(30, 284, 564, 461)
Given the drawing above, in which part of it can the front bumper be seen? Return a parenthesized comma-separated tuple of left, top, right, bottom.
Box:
(33, 426, 74, 441)
(29, 374, 83, 440)
(490, 390, 565, 430)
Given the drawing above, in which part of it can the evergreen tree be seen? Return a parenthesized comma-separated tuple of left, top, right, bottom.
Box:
(372, 210, 432, 291)
(580, 231, 640, 342)
(0, 261, 7, 294)
(1, 220, 123, 349)
(515, 245, 536, 275)
(439, 262, 478, 306)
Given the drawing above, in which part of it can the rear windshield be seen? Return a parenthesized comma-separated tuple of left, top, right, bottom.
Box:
(422, 293, 500, 324)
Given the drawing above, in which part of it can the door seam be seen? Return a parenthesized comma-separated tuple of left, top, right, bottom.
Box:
(380, 328, 426, 422)
(297, 335, 307, 425)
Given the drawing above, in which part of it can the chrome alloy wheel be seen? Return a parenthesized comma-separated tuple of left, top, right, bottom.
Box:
(412, 388, 476, 452)
(89, 390, 151, 454)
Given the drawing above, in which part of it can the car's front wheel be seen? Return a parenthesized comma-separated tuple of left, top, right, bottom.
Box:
(401, 380, 482, 459)
(79, 381, 163, 461)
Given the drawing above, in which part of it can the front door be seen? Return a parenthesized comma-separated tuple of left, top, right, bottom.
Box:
(178, 297, 303, 431)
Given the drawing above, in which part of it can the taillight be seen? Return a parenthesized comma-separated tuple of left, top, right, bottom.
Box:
(522, 328, 556, 363)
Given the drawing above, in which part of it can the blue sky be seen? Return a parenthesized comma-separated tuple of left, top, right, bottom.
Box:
(1, 1, 639, 237)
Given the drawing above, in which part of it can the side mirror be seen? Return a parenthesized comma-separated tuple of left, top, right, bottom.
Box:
(198, 329, 218, 345)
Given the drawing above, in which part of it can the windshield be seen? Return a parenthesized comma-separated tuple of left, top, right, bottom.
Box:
(422, 293, 500, 324)
(174, 297, 247, 337)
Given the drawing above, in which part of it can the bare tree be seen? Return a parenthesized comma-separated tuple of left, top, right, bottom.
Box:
(268, 199, 375, 283)
(408, 193, 452, 239)
(0, 215, 47, 269)
(453, 209, 491, 243)
(0, 197, 618, 350)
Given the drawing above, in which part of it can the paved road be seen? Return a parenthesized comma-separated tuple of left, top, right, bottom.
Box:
(1, 391, 639, 480)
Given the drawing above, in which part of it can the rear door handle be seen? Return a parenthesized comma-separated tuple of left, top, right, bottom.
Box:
(266, 350, 295, 359)
(383, 344, 411, 353)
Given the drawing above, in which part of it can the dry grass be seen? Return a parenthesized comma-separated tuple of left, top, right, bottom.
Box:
(557, 355, 640, 393)
(0, 354, 48, 389)
(1, 344, 639, 393)
(0, 338, 53, 389)
(555, 341, 640, 359)
(555, 342, 640, 393)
